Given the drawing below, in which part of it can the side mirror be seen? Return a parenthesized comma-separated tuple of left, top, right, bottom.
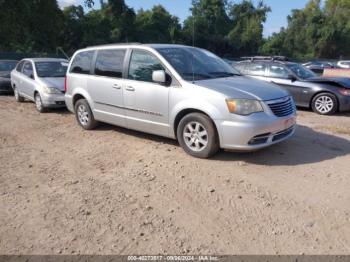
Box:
(288, 74, 297, 82)
(152, 70, 167, 84)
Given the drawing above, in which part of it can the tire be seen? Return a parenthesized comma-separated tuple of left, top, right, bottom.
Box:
(74, 99, 98, 130)
(34, 93, 47, 113)
(14, 87, 24, 102)
(311, 93, 338, 115)
(177, 113, 220, 158)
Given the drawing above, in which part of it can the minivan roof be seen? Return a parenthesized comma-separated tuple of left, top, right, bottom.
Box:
(83, 43, 198, 51)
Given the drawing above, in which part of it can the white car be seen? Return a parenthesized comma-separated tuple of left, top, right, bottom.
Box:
(337, 61, 350, 69)
(11, 58, 68, 112)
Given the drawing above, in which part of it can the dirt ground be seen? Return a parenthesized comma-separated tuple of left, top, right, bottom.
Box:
(0, 95, 350, 255)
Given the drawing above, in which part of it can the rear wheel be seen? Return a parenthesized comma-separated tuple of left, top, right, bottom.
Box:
(177, 113, 219, 158)
(311, 93, 338, 115)
(35, 93, 47, 113)
(74, 99, 98, 130)
(14, 87, 24, 102)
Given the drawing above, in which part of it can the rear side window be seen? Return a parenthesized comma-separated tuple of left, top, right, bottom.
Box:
(94, 49, 126, 78)
(269, 64, 289, 79)
(245, 63, 267, 76)
(70, 51, 94, 74)
(128, 50, 164, 83)
(16, 61, 25, 72)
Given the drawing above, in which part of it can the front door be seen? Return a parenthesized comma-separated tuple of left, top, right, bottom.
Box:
(21, 61, 36, 99)
(88, 49, 127, 127)
(266, 64, 302, 103)
(123, 49, 170, 137)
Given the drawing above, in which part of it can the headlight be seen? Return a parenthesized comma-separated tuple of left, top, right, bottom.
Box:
(339, 88, 350, 96)
(43, 86, 61, 94)
(226, 99, 264, 115)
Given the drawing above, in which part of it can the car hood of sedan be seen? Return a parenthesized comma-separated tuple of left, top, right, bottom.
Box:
(39, 77, 65, 91)
(194, 76, 289, 101)
(0, 71, 10, 78)
(306, 77, 350, 88)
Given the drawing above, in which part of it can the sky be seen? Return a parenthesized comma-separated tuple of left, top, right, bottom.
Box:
(57, 0, 310, 37)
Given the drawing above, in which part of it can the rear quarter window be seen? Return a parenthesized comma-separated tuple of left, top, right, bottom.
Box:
(70, 51, 94, 74)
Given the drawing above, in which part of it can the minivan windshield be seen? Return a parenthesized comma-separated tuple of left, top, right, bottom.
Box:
(35, 61, 68, 77)
(286, 63, 316, 79)
(156, 47, 241, 81)
(0, 61, 17, 71)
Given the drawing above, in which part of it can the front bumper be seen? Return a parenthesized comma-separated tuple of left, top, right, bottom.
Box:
(41, 92, 66, 108)
(338, 94, 350, 112)
(215, 113, 297, 151)
(0, 79, 13, 93)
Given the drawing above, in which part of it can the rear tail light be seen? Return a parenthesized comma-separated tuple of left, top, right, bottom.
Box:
(64, 76, 67, 93)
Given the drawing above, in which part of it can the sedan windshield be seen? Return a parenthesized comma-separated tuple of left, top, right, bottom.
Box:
(156, 47, 241, 81)
(0, 61, 17, 71)
(286, 63, 316, 79)
(35, 61, 68, 77)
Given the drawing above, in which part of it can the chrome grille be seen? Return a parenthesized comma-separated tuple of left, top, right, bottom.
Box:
(268, 97, 294, 117)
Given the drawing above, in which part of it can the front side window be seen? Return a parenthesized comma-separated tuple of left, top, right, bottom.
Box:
(286, 63, 315, 79)
(23, 62, 34, 78)
(269, 64, 290, 79)
(245, 63, 267, 76)
(70, 51, 94, 74)
(156, 47, 240, 81)
(35, 61, 68, 78)
(95, 49, 126, 78)
(16, 61, 25, 72)
(128, 50, 164, 82)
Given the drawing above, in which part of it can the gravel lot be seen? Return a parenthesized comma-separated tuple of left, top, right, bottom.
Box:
(0, 95, 350, 255)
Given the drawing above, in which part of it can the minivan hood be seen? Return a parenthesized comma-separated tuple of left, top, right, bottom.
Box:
(38, 77, 65, 91)
(193, 76, 289, 101)
(305, 77, 350, 88)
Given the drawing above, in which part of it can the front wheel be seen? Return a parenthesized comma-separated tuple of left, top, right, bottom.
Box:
(35, 93, 47, 113)
(177, 113, 220, 158)
(311, 93, 338, 115)
(14, 87, 24, 102)
(74, 99, 98, 130)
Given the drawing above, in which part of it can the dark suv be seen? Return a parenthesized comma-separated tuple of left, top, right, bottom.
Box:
(234, 57, 350, 115)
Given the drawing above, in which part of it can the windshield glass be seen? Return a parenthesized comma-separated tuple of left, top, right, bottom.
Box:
(286, 63, 316, 79)
(0, 61, 17, 71)
(35, 61, 68, 77)
(156, 47, 241, 81)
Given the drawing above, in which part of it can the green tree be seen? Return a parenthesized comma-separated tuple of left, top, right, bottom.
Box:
(134, 5, 182, 43)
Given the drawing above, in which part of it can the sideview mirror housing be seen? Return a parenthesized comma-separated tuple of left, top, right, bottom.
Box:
(152, 70, 166, 84)
(288, 74, 297, 82)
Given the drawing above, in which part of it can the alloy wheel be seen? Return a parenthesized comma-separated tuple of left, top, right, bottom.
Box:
(183, 121, 208, 152)
(315, 95, 334, 114)
(77, 104, 90, 126)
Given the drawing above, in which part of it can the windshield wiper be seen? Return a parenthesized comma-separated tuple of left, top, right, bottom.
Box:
(183, 72, 213, 80)
(209, 72, 241, 78)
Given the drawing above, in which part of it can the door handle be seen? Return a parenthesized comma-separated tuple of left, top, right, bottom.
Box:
(112, 84, 121, 89)
(125, 86, 135, 91)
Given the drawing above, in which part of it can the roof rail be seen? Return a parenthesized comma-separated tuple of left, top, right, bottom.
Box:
(241, 56, 289, 62)
(86, 42, 143, 48)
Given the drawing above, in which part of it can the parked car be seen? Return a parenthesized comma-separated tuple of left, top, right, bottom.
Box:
(0, 60, 18, 94)
(11, 58, 68, 112)
(234, 57, 350, 115)
(337, 60, 350, 69)
(65, 44, 296, 158)
(302, 61, 338, 75)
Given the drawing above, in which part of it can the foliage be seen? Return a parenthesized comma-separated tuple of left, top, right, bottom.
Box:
(0, 0, 350, 59)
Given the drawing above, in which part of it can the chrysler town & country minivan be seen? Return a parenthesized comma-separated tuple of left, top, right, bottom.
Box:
(65, 44, 297, 158)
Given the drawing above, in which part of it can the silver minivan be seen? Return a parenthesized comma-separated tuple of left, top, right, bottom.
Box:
(65, 44, 297, 158)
